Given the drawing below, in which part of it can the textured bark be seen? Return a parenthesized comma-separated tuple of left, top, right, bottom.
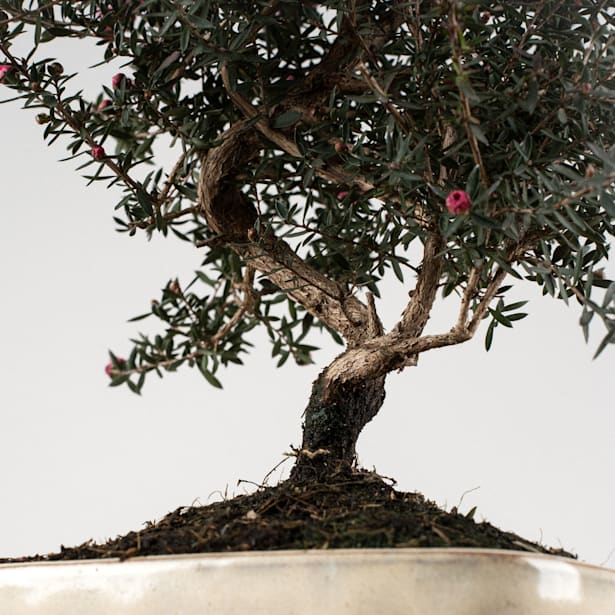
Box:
(197, 117, 373, 345)
(291, 371, 386, 481)
(196, 2, 471, 484)
(197, 123, 259, 240)
(235, 237, 371, 344)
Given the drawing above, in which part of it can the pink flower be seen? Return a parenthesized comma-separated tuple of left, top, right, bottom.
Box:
(445, 190, 471, 215)
(105, 358, 126, 377)
(97, 99, 112, 111)
(337, 191, 349, 200)
(92, 145, 106, 160)
(0, 64, 12, 82)
(111, 72, 126, 88)
(286, 74, 295, 81)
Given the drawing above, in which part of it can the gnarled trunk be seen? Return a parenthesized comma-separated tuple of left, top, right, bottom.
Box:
(291, 371, 386, 481)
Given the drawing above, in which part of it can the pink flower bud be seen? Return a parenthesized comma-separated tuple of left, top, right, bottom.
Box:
(111, 72, 126, 88)
(0, 64, 12, 82)
(337, 191, 349, 200)
(286, 74, 295, 81)
(105, 358, 126, 377)
(97, 99, 112, 111)
(445, 190, 471, 215)
(92, 145, 106, 160)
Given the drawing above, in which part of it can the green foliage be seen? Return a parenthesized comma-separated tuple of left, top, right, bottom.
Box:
(1, 0, 614, 393)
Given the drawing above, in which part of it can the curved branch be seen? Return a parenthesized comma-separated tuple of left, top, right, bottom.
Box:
(196, 119, 371, 345)
(197, 121, 259, 239)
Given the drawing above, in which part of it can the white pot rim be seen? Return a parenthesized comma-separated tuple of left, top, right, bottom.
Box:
(0, 546, 607, 569)
(2, 548, 614, 614)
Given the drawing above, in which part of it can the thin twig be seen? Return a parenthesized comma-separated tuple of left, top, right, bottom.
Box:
(467, 268, 508, 334)
(523, 254, 601, 310)
(357, 61, 412, 133)
(127, 206, 199, 231)
(551, 170, 615, 210)
(456, 267, 481, 331)
(448, 4, 489, 189)
(210, 266, 256, 351)
(279, 217, 420, 274)
(158, 148, 193, 206)
(219, 64, 425, 223)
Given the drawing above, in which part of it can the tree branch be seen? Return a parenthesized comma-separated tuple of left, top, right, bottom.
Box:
(395, 233, 445, 338)
(322, 327, 470, 401)
(196, 117, 372, 345)
(321, 254, 523, 397)
(235, 237, 370, 343)
(467, 268, 508, 334)
(220, 64, 428, 226)
(220, 65, 375, 192)
(456, 266, 481, 331)
(210, 266, 256, 352)
(448, 3, 489, 189)
(357, 60, 412, 134)
(322, 263, 505, 397)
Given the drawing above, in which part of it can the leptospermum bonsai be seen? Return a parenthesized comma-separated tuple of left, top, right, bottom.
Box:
(0, 1, 613, 482)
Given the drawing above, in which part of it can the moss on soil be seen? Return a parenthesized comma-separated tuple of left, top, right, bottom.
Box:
(1, 469, 575, 563)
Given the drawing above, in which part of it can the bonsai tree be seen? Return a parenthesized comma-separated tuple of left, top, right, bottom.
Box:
(1, 0, 613, 557)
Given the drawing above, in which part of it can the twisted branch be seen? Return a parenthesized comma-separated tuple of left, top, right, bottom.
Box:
(196, 117, 371, 344)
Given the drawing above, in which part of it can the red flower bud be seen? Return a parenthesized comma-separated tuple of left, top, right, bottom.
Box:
(92, 145, 106, 160)
(105, 358, 126, 377)
(97, 99, 112, 112)
(0, 64, 12, 82)
(112, 72, 126, 88)
(445, 190, 472, 215)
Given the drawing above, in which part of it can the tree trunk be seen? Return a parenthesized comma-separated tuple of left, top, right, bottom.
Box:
(290, 370, 386, 481)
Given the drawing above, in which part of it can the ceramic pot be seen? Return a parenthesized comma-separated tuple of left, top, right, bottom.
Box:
(1, 548, 614, 614)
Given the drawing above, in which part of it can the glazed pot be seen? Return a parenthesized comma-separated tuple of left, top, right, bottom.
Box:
(1, 548, 614, 614)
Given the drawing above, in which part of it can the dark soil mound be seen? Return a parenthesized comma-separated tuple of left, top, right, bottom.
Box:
(1, 470, 575, 563)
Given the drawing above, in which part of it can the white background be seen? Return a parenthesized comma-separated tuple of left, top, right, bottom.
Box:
(0, 37, 614, 569)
